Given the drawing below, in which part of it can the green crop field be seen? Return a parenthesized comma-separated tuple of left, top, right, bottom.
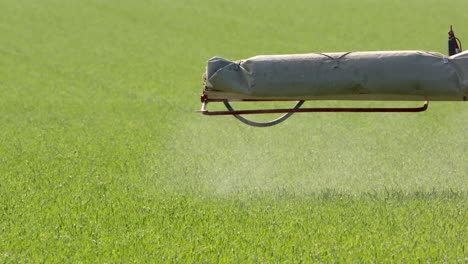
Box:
(1, 0, 467, 262)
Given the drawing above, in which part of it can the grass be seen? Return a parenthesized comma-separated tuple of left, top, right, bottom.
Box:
(0, 0, 467, 262)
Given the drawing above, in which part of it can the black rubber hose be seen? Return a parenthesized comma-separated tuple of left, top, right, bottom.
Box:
(223, 101, 305, 127)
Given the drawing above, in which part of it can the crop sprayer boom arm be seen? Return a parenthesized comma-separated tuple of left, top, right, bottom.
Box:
(197, 27, 466, 127)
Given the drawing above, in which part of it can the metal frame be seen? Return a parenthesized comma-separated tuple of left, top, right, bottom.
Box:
(199, 99, 428, 115)
(198, 93, 429, 127)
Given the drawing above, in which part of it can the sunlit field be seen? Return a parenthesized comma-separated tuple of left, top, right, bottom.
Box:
(0, 0, 467, 262)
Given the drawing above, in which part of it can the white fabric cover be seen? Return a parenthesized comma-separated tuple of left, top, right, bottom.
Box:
(205, 51, 468, 101)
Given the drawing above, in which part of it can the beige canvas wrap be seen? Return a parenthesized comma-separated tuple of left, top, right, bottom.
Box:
(204, 51, 468, 101)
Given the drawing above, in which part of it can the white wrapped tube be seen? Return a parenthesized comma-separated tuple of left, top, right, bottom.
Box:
(204, 51, 468, 101)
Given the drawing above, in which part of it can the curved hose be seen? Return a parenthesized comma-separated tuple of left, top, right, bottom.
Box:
(456, 37, 463, 51)
(223, 101, 305, 127)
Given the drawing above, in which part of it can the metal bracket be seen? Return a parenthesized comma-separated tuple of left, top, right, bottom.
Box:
(197, 99, 429, 127)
